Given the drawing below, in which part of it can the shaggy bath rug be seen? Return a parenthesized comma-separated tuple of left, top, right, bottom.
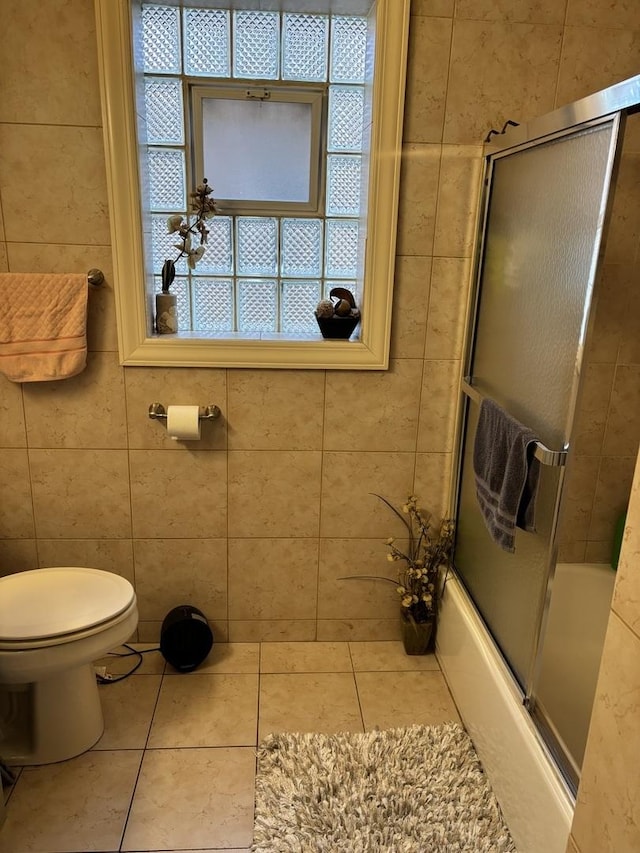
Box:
(252, 722, 516, 852)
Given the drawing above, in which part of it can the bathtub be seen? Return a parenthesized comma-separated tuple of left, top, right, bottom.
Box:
(437, 573, 574, 853)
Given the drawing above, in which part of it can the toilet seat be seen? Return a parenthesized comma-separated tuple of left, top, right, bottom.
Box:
(0, 567, 136, 649)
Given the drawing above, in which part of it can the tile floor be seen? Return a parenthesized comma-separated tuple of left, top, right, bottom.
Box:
(0, 641, 461, 853)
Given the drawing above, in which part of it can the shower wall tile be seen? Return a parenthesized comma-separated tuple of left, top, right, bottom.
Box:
(602, 151, 640, 267)
(602, 366, 640, 457)
(229, 620, 316, 642)
(0, 0, 102, 126)
(572, 613, 640, 853)
(454, 0, 567, 23)
(228, 538, 319, 620)
(390, 255, 432, 360)
(37, 538, 134, 582)
(589, 264, 633, 363)
(22, 352, 126, 449)
(417, 359, 460, 453)
(0, 241, 7, 273)
(125, 366, 227, 450)
(566, 0, 640, 29)
(403, 16, 452, 144)
(395, 144, 441, 256)
(414, 452, 453, 518)
(0, 124, 110, 245)
(434, 145, 483, 257)
(557, 540, 587, 563)
(227, 369, 324, 450)
(129, 450, 227, 539)
(588, 456, 636, 541)
(573, 363, 615, 456)
(556, 26, 640, 109)
(29, 449, 131, 539)
(425, 257, 471, 359)
(0, 374, 26, 447)
(412, 0, 454, 15)
(0, 538, 38, 575)
(133, 538, 227, 622)
(0, 450, 34, 539)
(319, 452, 415, 538)
(612, 454, 640, 635)
(228, 451, 322, 538)
(323, 359, 422, 451)
(443, 21, 562, 144)
(584, 539, 612, 563)
(317, 618, 401, 641)
(6, 242, 119, 353)
(557, 456, 600, 542)
(317, 538, 401, 621)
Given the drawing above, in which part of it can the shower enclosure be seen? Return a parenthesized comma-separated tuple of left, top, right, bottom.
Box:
(439, 76, 640, 853)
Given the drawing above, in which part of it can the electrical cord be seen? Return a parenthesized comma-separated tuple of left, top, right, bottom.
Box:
(95, 643, 161, 684)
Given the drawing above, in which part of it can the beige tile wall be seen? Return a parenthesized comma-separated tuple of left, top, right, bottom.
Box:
(0, 1, 639, 654)
(1, 0, 640, 846)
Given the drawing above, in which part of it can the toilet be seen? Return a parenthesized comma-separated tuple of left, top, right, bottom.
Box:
(0, 566, 138, 765)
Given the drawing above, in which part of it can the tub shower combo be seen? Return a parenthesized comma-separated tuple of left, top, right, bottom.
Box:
(440, 75, 640, 853)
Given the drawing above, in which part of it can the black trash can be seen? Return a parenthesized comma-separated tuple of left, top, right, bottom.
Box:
(160, 605, 214, 672)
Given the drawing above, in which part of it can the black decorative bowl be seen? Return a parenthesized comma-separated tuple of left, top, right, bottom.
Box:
(315, 315, 360, 339)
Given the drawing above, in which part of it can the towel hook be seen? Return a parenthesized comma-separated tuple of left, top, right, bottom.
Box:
(87, 269, 104, 287)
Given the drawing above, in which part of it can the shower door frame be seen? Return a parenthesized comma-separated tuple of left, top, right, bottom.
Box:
(450, 74, 640, 792)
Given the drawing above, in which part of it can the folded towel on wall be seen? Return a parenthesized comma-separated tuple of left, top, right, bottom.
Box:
(0, 273, 88, 382)
(473, 397, 541, 553)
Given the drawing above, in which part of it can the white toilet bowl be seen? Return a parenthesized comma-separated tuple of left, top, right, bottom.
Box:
(0, 567, 138, 765)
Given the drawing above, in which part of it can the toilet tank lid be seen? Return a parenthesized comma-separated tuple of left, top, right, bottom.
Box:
(0, 567, 135, 641)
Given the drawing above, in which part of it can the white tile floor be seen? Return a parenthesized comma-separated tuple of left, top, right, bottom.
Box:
(0, 641, 460, 853)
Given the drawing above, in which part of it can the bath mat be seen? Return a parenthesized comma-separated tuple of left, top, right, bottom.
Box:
(252, 722, 516, 852)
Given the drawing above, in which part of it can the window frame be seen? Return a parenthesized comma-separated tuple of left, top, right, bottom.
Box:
(94, 0, 410, 370)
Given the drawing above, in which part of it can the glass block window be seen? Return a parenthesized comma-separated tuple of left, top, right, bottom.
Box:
(139, 2, 371, 337)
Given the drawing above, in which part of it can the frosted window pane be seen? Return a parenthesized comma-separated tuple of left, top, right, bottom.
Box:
(327, 154, 362, 216)
(202, 98, 312, 204)
(193, 278, 234, 331)
(196, 216, 233, 275)
(330, 16, 367, 83)
(281, 219, 323, 276)
(144, 79, 184, 145)
(281, 280, 321, 333)
(325, 219, 359, 277)
(328, 86, 364, 152)
(233, 11, 279, 79)
(238, 279, 277, 332)
(148, 149, 185, 211)
(283, 14, 328, 82)
(142, 6, 181, 74)
(184, 8, 230, 76)
(151, 214, 188, 275)
(236, 218, 278, 276)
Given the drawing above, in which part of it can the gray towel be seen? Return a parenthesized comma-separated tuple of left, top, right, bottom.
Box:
(473, 398, 541, 553)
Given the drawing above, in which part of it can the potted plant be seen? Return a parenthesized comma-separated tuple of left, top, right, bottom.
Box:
(155, 178, 217, 334)
(342, 495, 455, 654)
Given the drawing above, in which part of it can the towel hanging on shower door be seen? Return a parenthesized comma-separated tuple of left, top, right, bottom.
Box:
(473, 397, 541, 553)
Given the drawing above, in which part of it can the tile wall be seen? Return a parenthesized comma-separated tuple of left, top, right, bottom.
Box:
(1, 0, 639, 848)
(1, 0, 638, 639)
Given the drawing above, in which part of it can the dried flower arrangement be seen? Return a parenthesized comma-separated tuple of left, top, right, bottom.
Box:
(161, 178, 217, 293)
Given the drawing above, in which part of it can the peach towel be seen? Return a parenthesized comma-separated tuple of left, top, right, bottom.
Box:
(0, 273, 88, 382)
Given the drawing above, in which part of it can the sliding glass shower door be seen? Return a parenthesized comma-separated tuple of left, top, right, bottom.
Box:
(454, 117, 621, 779)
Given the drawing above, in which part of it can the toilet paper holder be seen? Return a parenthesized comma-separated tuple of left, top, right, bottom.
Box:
(148, 403, 221, 421)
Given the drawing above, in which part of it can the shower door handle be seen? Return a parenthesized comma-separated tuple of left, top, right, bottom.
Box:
(461, 378, 568, 467)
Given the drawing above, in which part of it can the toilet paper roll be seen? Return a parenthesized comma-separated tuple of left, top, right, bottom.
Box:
(167, 405, 201, 441)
